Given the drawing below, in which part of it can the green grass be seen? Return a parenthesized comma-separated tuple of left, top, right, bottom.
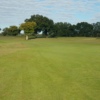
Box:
(0, 36, 100, 100)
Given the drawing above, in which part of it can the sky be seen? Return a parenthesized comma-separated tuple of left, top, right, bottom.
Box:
(0, 0, 100, 29)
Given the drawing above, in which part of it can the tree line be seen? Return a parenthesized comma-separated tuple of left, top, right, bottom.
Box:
(1, 14, 100, 38)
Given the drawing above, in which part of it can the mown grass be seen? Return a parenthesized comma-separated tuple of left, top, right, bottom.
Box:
(0, 36, 100, 100)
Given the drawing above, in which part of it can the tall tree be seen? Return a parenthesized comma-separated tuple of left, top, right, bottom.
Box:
(25, 14, 54, 37)
(75, 22, 93, 37)
(53, 22, 71, 37)
(92, 22, 100, 37)
(19, 21, 36, 40)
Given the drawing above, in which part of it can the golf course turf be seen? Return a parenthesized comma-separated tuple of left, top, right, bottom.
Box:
(0, 36, 100, 100)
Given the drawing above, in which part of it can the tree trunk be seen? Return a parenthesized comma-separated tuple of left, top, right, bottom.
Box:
(26, 35, 28, 40)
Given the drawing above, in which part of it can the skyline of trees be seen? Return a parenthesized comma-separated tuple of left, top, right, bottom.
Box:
(0, 14, 100, 37)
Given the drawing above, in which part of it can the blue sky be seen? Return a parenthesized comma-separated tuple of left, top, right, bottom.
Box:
(0, 0, 100, 29)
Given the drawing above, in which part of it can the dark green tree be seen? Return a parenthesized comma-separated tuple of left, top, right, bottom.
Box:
(53, 22, 71, 37)
(75, 22, 93, 37)
(92, 22, 100, 37)
(9, 26, 20, 36)
(25, 14, 54, 37)
(2, 26, 20, 36)
(2, 27, 9, 36)
(0, 28, 1, 33)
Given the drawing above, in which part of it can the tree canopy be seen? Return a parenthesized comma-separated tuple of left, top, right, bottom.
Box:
(75, 22, 93, 37)
(93, 22, 100, 37)
(19, 21, 37, 40)
(1, 14, 100, 38)
(25, 14, 54, 36)
(2, 26, 20, 36)
(19, 21, 37, 35)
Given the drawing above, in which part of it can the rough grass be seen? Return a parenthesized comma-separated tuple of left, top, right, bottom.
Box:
(0, 36, 100, 100)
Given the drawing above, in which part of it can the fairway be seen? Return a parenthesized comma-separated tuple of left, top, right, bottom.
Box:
(0, 36, 100, 100)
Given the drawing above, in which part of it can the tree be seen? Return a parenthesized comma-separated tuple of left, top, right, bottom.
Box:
(75, 22, 93, 37)
(2, 26, 20, 36)
(92, 22, 100, 37)
(2, 27, 8, 36)
(25, 14, 54, 37)
(68, 25, 76, 37)
(53, 22, 71, 37)
(8, 26, 20, 36)
(19, 21, 36, 40)
(0, 28, 2, 35)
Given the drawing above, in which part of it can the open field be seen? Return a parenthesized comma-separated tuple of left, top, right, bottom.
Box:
(0, 36, 100, 100)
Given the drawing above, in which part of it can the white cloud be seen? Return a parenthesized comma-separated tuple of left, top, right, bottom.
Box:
(0, 0, 100, 28)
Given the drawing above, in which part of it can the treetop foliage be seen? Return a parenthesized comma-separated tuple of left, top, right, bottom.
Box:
(25, 14, 54, 36)
(1, 14, 100, 37)
(2, 25, 20, 36)
(19, 21, 36, 35)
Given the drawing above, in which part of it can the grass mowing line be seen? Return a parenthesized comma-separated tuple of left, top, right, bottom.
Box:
(21, 62, 34, 100)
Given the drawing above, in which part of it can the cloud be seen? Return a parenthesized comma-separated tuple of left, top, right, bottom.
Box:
(0, 0, 100, 28)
